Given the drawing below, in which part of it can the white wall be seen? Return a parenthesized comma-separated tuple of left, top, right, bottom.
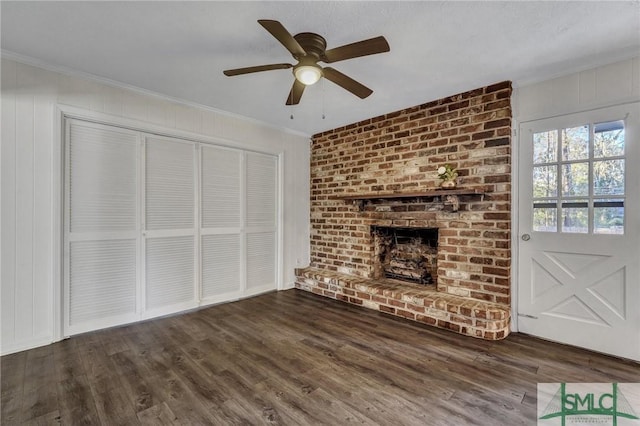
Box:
(1, 57, 311, 355)
(515, 57, 640, 122)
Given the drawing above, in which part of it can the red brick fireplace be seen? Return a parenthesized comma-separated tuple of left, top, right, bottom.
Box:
(296, 81, 512, 339)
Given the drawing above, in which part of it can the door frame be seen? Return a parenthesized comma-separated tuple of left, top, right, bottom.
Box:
(511, 117, 520, 333)
(54, 104, 285, 342)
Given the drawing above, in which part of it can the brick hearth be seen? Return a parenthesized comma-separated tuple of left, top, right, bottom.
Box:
(295, 267, 510, 340)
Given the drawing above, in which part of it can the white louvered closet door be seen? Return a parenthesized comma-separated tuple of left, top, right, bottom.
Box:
(65, 121, 140, 335)
(200, 146, 242, 301)
(144, 136, 197, 317)
(65, 118, 281, 336)
(245, 152, 278, 294)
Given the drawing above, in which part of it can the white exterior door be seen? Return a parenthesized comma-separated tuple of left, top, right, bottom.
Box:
(517, 102, 640, 361)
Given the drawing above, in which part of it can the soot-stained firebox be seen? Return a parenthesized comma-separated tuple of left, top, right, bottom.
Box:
(371, 226, 438, 285)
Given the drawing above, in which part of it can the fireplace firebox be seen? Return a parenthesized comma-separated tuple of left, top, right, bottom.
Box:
(371, 226, 438, 285)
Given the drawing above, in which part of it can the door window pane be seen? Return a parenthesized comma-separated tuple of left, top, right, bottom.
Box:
(561, 200, 588, 233)
(533, 166, 557, 198)
(533, 130, 558, 164)
(593, 159, 624, 195)
(533, 201, 557, 232)
(561, 162, 589, 197)
(594, 120, 624, 158)
(594, 200, 624, 235)
(562, 125, 589, 161)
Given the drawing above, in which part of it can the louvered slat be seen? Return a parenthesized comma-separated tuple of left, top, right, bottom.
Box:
(145, 236, 195, 310)
(69, 239, 137, 325)
(201, 234, 241, 297)
(146, 137, 195, 230)
(246, 153, 277, 227)
(69, 124, 137, 233)
(246, 232, 276, 290)
(201, 146, 241, 228)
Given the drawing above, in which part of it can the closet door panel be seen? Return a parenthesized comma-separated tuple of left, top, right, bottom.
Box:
(201, 234, 241, 298)
(145, 236, 195, 311)
(201, 146, 241, 229)
(69, 123, 137, 233)
(65, 121, 139, 336)
(246, 232, 276, 290)
(200, 146, 242, 300)
(144, 137, 197, 314)
(69, 239, 137, 328)
(245, 152, 278, 292)
(145, 137, 195, 230)
(246, 153, 277, 228)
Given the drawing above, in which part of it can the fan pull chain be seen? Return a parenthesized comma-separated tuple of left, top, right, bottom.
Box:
(289, 88, 294, 119)
(322, 78, 326, 119)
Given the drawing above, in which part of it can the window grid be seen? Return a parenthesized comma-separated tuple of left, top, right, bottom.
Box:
(532, 120, 625, 235)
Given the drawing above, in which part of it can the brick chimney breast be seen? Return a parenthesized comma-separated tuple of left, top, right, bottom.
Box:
(308, 82, 512, 308)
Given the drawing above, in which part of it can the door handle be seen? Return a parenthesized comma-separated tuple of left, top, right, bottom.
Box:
(521, 234, 531, 241)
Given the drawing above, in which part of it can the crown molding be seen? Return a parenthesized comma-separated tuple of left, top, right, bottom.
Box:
(0, 50, 312, 139)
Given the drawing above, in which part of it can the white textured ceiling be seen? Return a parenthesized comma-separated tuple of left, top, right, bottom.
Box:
(2, 1, 639, 136)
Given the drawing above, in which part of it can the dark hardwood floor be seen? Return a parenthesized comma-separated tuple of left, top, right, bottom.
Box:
(2, 289, 638, 425)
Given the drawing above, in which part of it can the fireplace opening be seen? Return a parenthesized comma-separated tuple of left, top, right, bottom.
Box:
(371, 226, 438, 285)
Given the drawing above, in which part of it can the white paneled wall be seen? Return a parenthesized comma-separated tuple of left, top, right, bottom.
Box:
(1, 57, 310, 355)
(515, 57, 640, 122)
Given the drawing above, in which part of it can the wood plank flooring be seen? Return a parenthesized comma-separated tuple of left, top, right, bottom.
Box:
(2, 289, 639, 425)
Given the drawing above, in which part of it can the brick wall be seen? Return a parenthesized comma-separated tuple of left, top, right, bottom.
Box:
(309, 81, 512, 307)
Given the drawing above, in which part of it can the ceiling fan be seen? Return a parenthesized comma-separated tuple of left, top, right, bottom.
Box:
(223, 20, 390, 105)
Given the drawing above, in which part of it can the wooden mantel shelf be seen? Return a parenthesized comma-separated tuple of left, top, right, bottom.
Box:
(336, 188, 485, 212)
(337, 188, 484, 201)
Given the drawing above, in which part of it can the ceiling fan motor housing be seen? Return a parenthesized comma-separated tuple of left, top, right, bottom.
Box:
(293, 32, 327, 60)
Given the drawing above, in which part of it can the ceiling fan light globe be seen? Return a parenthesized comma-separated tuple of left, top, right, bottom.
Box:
(294, 65, 322, 85)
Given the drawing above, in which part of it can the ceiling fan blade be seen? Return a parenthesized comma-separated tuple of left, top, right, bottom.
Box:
(223, 63, 292, 77)
(322, 36, 390, 63)
(322, 67, 373, 99)
(258, 19, 306, 58)
(286, 80, 305, 105)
